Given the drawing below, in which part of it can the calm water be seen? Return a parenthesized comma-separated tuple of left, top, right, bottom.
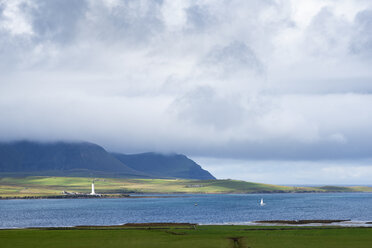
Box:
(1, 193, 372, 228)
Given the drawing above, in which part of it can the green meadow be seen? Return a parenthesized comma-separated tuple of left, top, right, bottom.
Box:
(1, 225, 372, 248)
(0, 176, 371, 197)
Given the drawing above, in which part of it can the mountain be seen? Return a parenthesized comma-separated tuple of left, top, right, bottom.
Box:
(0, 141, 215, 180)
(112, 152, 215, 180)
(0, 141, 148, 178)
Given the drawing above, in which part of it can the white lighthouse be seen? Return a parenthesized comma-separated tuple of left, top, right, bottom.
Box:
(90, 181, 96, 195)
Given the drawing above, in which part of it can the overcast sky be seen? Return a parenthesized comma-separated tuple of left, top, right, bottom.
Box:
(1, 0, 372, 184)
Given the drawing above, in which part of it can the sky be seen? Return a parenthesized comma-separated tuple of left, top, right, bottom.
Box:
(1, 0, 372, 184)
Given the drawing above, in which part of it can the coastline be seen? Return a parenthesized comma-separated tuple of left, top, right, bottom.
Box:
(0, 194, 187, 200)
(1, 190, 372, 200)
(2, 220, 372, 230)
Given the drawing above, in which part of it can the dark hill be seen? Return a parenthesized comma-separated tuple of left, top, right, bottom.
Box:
(112, 152, 216, 180)
(0, 141, 215, 180)
(0, 141, 148, 178)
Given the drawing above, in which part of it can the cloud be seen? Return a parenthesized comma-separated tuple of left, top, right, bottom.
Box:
(172, 86, 245, 129)
(202, 41, 264, 77)
(26, 0, 88, 44)
(193, 156, 372, 184)
(185, 3, 213, 32)
(350, 8, 372, 57)
(1, 0, 372, 172)
(0, 0, 33, 36)
(86, 0, 164, 44)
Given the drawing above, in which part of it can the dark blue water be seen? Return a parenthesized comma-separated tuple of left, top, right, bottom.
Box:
(1, 193, 372, 228)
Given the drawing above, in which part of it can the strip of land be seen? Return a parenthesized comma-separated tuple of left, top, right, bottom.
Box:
(254, 220, 350, 225)
(1, 176, 372, 198)
(1, 224, 372, 248)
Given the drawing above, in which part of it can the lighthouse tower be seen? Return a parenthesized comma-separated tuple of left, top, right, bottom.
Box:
(90, 181, 96, 195)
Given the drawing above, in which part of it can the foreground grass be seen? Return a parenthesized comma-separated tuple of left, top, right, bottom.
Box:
(0, 176, 371, 197)
(1, 225, 372, 248)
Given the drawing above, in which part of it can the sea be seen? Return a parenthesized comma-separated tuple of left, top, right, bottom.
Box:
(1, 193, 372, 228)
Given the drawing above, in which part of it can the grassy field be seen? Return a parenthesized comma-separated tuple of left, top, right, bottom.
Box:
(0, 176, 371, 197)
(1, 225, 372, 248)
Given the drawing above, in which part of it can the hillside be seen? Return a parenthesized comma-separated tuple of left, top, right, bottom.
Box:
(0, 141, 147, 178)
(0, 141, 215, 180)
(112, 152, 215, 180)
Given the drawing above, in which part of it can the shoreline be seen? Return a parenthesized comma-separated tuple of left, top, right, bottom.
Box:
(2, 220, 372, 230)
(2, 191, 372, 200)
(0, 194, 187, 200)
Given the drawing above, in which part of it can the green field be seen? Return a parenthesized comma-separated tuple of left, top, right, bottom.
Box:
(1, 225, 372, 248)
(0, 176, 371, 198)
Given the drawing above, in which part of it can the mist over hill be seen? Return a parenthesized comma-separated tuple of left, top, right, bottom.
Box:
(112, 152, 215, 180)
(0, 141, 215, 180)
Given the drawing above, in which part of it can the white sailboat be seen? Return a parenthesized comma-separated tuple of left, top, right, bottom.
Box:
(260, 198, 266, 206)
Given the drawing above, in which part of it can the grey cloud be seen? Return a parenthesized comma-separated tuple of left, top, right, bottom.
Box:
(0, 3, 4, 16)
(350, 9, 372, 57)
(185, 4, 213, 32)
(0, 32, 31, 71)
(1, 0, 372, 170)
(85, 0, 164, 45)
(187, 138, 370, 161)
(172, 86, 244, 129)
(25, 0, 88, 44)
(305, 7, 350, 56)
(203, 41, 264, 77)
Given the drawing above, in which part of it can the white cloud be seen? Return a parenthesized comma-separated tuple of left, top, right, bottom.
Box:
(161, 0, 189, 30)
(194, 157, 372, 185)
(0, 0, 33, 35)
